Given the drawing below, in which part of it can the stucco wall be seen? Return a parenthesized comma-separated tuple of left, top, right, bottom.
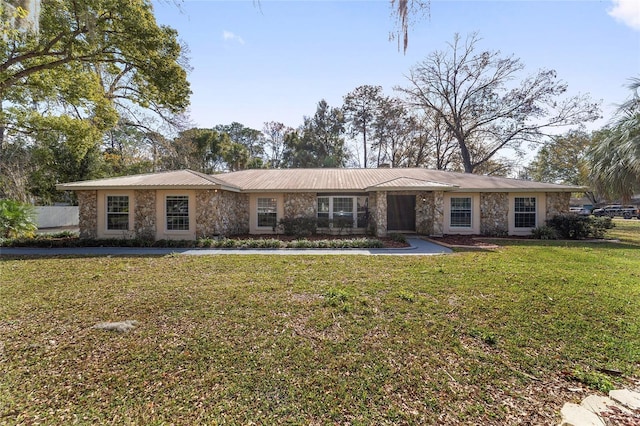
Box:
(77, 191, 98, 239)
(480, 192, 509, 236)
(134, 190, 156, 239)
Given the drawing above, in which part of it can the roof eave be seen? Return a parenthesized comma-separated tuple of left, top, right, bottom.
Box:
(448, 187, 582, 193)
(55, 184, 235, 191)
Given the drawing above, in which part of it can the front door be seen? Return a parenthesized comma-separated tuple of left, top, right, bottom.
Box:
(387, 195, 416, 231)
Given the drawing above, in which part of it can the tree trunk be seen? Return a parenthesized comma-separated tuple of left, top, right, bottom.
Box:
(363, 122, 368, 168)
(458, 138, 474, 173)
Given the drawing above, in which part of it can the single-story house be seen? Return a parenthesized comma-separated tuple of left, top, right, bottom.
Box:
(56, 168, 579, 240)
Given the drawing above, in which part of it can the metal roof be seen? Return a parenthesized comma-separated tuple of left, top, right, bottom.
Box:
(57, 168, 582, 193)
(213, 168, 581, 193)
(56, 170, 239, 191)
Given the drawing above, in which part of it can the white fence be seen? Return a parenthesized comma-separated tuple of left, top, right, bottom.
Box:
(35, 206, 79, 228)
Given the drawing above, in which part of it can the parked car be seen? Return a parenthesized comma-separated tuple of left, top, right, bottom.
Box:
(569, 206, 591, 216)
(592, 205, 640, 219)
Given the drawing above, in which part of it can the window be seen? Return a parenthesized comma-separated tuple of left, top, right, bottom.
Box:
(356, 196, 369, 229)
(316, 196, 368, 228)
(450, 197, 472, 228)
(317, 197, 330, 227)
(333, 197, 354, 229)
(257, 197, 277, 228)
(166, 195, 189, 231)
(514, 197, 536, 228)
(106, 196, 129, 230)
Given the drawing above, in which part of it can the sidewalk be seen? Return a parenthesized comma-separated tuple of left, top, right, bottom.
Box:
(0, 237, 452, 257)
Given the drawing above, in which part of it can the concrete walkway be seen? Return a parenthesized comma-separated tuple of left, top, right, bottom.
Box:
(0, 237, 452, 257)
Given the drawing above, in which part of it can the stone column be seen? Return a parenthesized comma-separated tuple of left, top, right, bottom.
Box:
(284, 193, 316, 218)
(432, 191, 444, 237)
(77, 190, 97, 239)
(134, 190, 156, 240)
(415, 192, 433, 235)
(374, 191, 387, 237)
(546, 192, 570, 217)
(480, 192, 509, 236)
(195, 189, 218, 238)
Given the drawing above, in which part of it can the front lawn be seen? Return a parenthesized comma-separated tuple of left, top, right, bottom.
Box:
(1, 230, 638, 424)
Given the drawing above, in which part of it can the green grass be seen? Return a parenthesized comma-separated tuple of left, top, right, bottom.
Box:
(1, 227, 639, 424)
(609, 217, 640, 244)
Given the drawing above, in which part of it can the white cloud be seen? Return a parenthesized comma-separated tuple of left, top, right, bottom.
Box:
(608, 0, 640, 30)
(222, 30, 245, 45)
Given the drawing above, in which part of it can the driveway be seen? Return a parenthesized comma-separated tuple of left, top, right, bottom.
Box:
(0, 237, 452, 257)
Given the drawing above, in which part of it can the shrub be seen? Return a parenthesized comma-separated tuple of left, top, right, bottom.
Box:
(332, 217, 354, 235)
(389, 233, 407, 244)
(531, 225, 558, 240)
(0, 199, 37, 238)
(546, 213, 614, 239)
(278, 216, 318, 238)
(589, 216, 614, 238)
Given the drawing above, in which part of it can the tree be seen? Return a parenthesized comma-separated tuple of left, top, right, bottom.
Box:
(214, 122, 265, 164)
(371, 96, 417, 168)
(390, 0, 430, 53)
(343, 85, 383, 168)
(0, 199, 37, 238)
(282, 100, 348, 168)
(28, 129, 107, 203)
(0, 0, 190, 200)
(158, 128, 226, 173)
(220, 140, 249, 172)
(303, 100, 348, 168)
(282, 130, 313, 168)
(262, 121, 291, 168)
(102, 125, 155, 176)
(589, 78, 640, 203)
(529, 130, 593, 186)
(398, 33, 600, 174)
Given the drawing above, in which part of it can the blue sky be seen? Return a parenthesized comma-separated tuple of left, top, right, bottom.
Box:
(153, 0, 639, 137)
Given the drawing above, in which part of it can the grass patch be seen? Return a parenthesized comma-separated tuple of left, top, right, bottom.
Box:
(1, 234, 639, 424)
(608, 218, 640, 245)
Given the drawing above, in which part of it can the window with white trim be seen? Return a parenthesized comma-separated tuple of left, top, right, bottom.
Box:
(317, 196, 368, 229)
(166, 195, 190, 231)
(106, 196, 129, 230)
(257, 197, 277, 228)
(514, 197, 536, 228)
(333, 197, 353, 221)
(450, 197, 472, 228)
(317, 197, 330, 227)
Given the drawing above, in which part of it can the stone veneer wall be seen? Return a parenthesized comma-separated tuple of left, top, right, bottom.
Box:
(480, 193, 509, 236)
(432, 191, 444, 236)
(546, 192, 570, 218)
(133, 190, 156, 239)
(196, 190, 250, 237)
(77, 190, 98, 239)
(371, 191, 387, 237)
(416, 192, 433, 235)
(284, 193, 316, 218)
(416, 191, 444, 236)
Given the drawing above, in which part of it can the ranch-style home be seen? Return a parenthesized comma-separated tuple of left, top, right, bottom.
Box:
(56, 168, 578, 240)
